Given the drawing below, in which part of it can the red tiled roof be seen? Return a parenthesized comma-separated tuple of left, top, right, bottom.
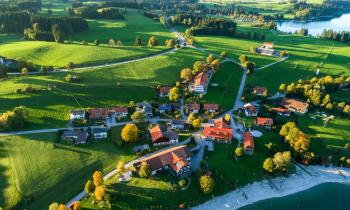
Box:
(280, 98, 309, 113)
(243, 132, 255, 148)
(256, 117, 273, 126)
(214, 118, 230, 129)
(194, 72, 208, 86)
(244, 104, 256, 112)
(202, 127, 233, 140)
(184, 103, 200, 110)
(159, 86, 171, 94)
(133, 145, 191, 172)
(149, 125, 164, 142)
(203, 103, 219, 111)
(89, 108, 109, 119)
(113, 107, 128, 113)
(253, 87, 267, 94)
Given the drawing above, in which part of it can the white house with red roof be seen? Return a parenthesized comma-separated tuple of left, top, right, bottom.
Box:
(255, 117, 274, 129)
(243, 131, 255, 154)
(243, 103, 258, 116)
(203, 103, 219, 113)
(149, 125, 179, 146)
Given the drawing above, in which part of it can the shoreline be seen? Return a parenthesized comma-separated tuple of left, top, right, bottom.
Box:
(191, 166, 350, 210)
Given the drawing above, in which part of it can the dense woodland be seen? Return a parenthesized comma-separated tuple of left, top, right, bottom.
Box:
(69, 4, 127, 20)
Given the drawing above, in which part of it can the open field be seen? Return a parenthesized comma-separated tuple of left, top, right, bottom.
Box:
(242, 27, 350, 92)
(0, 131, 136, 209)
(202, 62, 243, 111)
(298, 115, 350, 157)
(0, 48, 208, 130)
(0, 9, 173, 67)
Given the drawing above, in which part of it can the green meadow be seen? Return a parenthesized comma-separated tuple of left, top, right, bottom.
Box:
(0, 48, 208, 129)
(0, 10, 173, 67)
(0, 132, 136, 209)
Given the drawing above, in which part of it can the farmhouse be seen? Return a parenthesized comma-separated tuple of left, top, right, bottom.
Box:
(280, 98, 309, 115)
(159, 86, 171, 97)
(137, 103, 153, 117)
(243, 103, 258, 116)
(243, 131, 255, 154)
(253, 87, 267, 96)
(112, 107, 128, 118)
(62, 130, 88, 145)
(263, 42, 274, 49)
(184, 103, 200, 114)
(202, 127, 233, 143)
(255, 42, 279, 56)
(92, 127, 108, 140)
(69, 110, 86, 121)
(132, 145, 192, 176)
(192, 72, 209, 94)
(89, 108, 110, 120)
(255, 117, 274, 129)
(271, 107, 291, 116)
(203, 103, 219, 113)
(213, 117, 230, 129)
(149, 125, 179, 146)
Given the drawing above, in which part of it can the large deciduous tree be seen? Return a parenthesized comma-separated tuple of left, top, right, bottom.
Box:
(121, 124, 139, 142)
(199, 175, 214, 194)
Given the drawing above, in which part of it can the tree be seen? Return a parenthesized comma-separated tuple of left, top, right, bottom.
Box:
(239, 54, 248, 65)
(224, 114, 230, 122)
(273, 151, 291, 171)
(286, 83, 296, 94)
(199, 175, 214, 194)
(94, 39, 100, 46)
(180, 68, 193, 81)
(263, 158, 275, 173)
(21, 67, 29, 75)
(66, 62, 74, 70)
(325, 102, 333, 110)
(116, 161, 126, 173)
(94, 186, 106, 201)
(58, 204, 66, 210)
(246, 62, 255, 74)
(220, 51, 227, 58)
(279, 83, 286, 93)
(206, 54, 215, 64)
(343, 105, 350, 115)
(121, 124, 139, 142)
(135, 35, 142, 46)
(193, 61, 206, 74)
(211, 59, 221, 71)
(109, 38, 116, 46)
(49, 203, 59, 210)
(93, 171, 104, 187)
(139, 161, 151, 178)
(188, 113, 196, 123)
(0, 66, 7, 78)
(279, 121, 296, 137)
(40, 66, 47, 75)
(165, 39, 175, 48)
(148, 36, 158, 46)
(0, 106, 27, 131)
(52, 23, 64, 43)
(169, 86, 180, 102)
(131, 111, 145, 122)
(235, 147, 244, 157)
(73, 201, 82, 210)
(84, 179, 94, 194)
(192, 118, 202, 129)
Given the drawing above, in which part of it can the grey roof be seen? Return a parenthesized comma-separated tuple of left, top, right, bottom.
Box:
(70, 110, 85, 115)
(92, 127, 108, 134)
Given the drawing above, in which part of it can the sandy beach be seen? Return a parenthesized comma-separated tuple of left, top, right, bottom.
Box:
(191, 166, 350, 210)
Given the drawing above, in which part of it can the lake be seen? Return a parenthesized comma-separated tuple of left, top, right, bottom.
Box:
(277, 13, 350, 36)
(240, 182, 350, 210)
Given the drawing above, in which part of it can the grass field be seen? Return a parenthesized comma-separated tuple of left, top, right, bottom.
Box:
(298, 115, 350, 157)
(0, 131, 136, 209)
(202, 62, 243, 111)
(0, 48, 208, 130)
(0, 10, 173, 67)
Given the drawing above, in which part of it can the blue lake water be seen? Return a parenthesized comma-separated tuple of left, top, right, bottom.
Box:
(278, 13, 350, 36)
(239, 182, 350, 210)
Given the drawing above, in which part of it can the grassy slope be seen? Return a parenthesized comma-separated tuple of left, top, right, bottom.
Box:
(202, 62, 243, 111)
(0, 10, 173, 67)
(0, 132, 136, 209)
(298, 115, 350, 156)
(0, 48, 208, 130)
(243, 27, 350, 92)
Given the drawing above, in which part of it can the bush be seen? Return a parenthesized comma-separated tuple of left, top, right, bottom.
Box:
(66, 62, 74, 70)
(81, 40, 88, 45)
(94, 39, 100, 46)
(178, 179, 187, 188)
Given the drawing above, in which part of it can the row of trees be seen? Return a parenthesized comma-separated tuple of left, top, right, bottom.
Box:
(320, 29, 350, 43)
(69, 6, 126, 20)
(0, 106, 27, 131)
(279, 75, 350, 115)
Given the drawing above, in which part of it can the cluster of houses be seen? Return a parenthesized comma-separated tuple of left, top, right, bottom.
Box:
(255, 42, 280, 57)
(61, 126, 109, 145)
(69, 106, 129, 122)
(184, 103, 220, 115)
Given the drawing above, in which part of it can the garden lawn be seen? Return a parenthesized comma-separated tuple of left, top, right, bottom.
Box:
(202, 62, 243, 111)
(298, 114, 350, 157)
(0, 132, 136, 210)
(0, 48, 208, 130)
(0, 10, 173, 67)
